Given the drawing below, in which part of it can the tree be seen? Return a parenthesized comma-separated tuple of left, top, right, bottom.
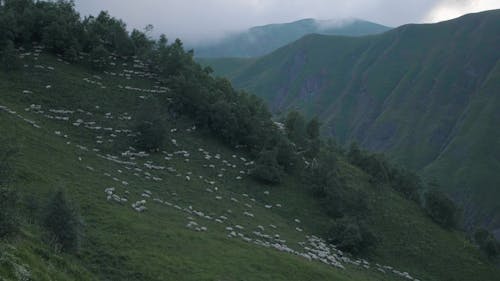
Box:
(305, 148, 338, 197)
(43, 190, 81, 253)
(0, 139, 17, 185)
(284, 111, 306, 147)
(389, 166, 421, 203)
(424, 190, 460, 229)
(0, 188, 19, 238)
(347, 142, 363, 166)
(82, 11, 134, 56)
(474, 228, 499, 259)
(131, 26, 154, 58)
(0, 39, 20, 71)
(306, 117, 320, 139)
(251, 149, 284, 184)
(275, 137, 299, 173)
(133, 98, 165, 152)
(327, 216, 376, 254)
(39, 0, 83, 55)
(0, 137, 19, 237)
(89, 44, 109, 70)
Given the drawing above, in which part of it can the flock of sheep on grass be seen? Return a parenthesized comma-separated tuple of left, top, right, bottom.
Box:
(0, 48, 421, 281)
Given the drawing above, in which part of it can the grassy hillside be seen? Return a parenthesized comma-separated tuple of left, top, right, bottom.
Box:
(206, 10, 500, 237)
(0, 44, 498, 281)
(190, 18, 390, 58)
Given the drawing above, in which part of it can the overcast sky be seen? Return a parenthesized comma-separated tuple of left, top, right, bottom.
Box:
(74, 0, 500, 45)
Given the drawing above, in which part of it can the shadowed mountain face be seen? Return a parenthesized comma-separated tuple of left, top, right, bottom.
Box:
(205, 10, 500, 237)
(191, 18, 390, 58)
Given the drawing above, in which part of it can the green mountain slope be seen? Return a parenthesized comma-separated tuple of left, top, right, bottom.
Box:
(191, 18, 390, 58)
(0, 45, 499, 281)
(208, 10, 500, 237)
(1, 2, 499, 280)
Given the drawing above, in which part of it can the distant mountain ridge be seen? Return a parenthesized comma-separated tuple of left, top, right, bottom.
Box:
(204, 10, 500, 237)
(191, 18, 391, 58)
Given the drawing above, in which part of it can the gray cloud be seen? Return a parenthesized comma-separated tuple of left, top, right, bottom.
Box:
(73, 0, 500, 45)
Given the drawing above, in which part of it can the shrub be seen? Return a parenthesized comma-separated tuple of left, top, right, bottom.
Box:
(0, 188, 19, 238)
(0, 140, 17, 186)
(284, 111, 306, 148)
(133, 98, 166, 152)
(0, 39, 20, 71)
(388, 167, 421, 203)
(327, 216, 376, 254)
(474, 228, 499, 259)
(424, 190, 460, 229)
(43, 190, 81, 253)
(251, 149, 283, 184)
(275, 137, 299, 173)
(89, 44, 109, 70)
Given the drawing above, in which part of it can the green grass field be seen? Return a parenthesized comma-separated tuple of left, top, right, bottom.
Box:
(0, 49, 498, 281)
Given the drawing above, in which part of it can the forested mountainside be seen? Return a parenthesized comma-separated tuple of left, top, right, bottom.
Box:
(203, 9, 500, 239)
(0, 1, 499, 280)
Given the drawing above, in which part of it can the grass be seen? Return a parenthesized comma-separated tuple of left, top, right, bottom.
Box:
(0, 49, 498, 281)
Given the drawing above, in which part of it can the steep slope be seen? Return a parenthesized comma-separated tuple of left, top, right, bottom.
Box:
(0, 48, 499, 280)
(191, 18, 390, 58)
(210, 10, 500, 236)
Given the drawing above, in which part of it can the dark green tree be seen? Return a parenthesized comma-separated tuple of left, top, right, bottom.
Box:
(0, 39, 20, 71)
(0, 188, 19, 238)
(424, 190, 460, 229)
(275, 137, 299, 173)
(327, 216, 376, 254)
(306, 117, 320, 139)
(347, 142, 363, 166)
(251, 149, 283, 184)
(131, 26, 154, 58)
(89, 44, 109, 70)
(474, 228, 499, 259)
(134, 98, 165, 152)
(284, 111, 306, 147)
(39, 0, 83, 55)
(43, 190, 81, 253)
(389, 167, 421, 202)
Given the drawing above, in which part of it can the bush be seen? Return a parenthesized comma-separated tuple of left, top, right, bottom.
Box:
(0, 140, 17, 186)
(133, 98, 166, 152)
(275, 137, 299, 173)
(89, 44, 109, 70)
(388, 167, 421, 203)
(327, 216, 376, 254)
(424, 190, 460, 229)
(304, 148, 339, 198)
(284, 111, 306, 148)
(251, 149, 283, 184)
(474, 228, 499, 259)
(43, 190, 82, 253)
(0, 39, 20, 71)
(0, 188, 19, 238)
